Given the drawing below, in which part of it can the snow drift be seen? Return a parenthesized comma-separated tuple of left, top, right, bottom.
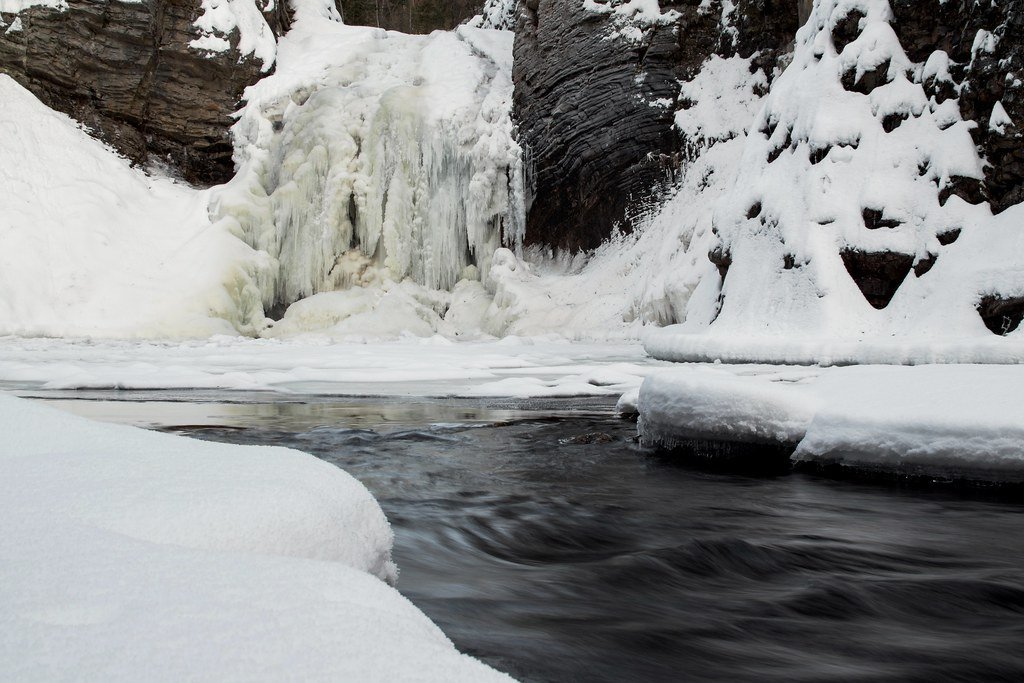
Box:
(0, 74, 268, 339)
(0, 393, 510, 680)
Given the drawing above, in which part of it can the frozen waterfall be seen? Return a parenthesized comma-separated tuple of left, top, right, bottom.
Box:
(213, 13, 525, 314)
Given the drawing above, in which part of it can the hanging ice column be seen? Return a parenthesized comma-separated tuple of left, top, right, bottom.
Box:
(214, 13, 525, 313)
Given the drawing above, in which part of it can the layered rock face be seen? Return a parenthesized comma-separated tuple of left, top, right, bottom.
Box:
(513, 0, 800, 251)
(338, 0, 482, 33)
(0, 0, 283, 184)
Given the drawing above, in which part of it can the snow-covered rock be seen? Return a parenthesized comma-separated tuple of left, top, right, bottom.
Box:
(0, 393, 511, 680)
(644, 0, 1024, 365)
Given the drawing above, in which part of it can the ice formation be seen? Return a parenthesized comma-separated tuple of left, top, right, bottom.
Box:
(644, 0, 1024, 364)
(215, 6, 524, 315)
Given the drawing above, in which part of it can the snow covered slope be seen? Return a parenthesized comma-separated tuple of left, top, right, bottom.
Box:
(0, 2, 527, 342)
(644, 0, 1024, 364)
(0, 75, 267, 339)
(0, 393, 510, 680)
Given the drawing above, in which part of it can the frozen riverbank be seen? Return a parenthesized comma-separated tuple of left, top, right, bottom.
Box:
(0, 393, 509, 681)
(639, 363, 1024, 484)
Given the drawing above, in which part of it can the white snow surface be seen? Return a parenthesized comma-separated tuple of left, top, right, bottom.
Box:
(0, 393, 510, 680)
(0, 336, 662, 398)
(638, 363, 1024, 479)
(643, 0, 1024, 365)
(0, 75, 268, 340)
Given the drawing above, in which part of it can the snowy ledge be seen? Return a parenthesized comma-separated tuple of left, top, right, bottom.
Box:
(637, 364, 1024, 484)
(0, 393, 509, 681)
(643, 329, 1024, 366)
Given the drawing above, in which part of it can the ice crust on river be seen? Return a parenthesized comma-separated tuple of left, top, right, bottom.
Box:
(0, 392, 510, 681)
(0, 336, 658, 398)
(638, 364, 1024, 480)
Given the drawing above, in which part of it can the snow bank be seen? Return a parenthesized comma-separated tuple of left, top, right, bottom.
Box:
(215, 9, 524, 317)
(644, 0, 1024, 364)
(638, 363, 1024, 480)
(0, 75, 267, 339)
(0, 393, 510, 680)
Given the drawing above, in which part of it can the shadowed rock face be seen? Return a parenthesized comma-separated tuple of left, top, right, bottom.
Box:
(890, 0, 1024, 213)
(0, 0, 287, 185)
(513, 0, 799, 251)
(339, 0, 482, 33)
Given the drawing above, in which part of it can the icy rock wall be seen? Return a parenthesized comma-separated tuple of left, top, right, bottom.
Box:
(338, 0, 483, 33)
(0, 0, 284, 184)
(645, 0, 1024, 364)
(214, 12, 524, 312)
(513, 0, 799, 251)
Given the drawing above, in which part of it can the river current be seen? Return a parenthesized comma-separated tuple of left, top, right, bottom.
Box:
(37, 394, 1024, 682)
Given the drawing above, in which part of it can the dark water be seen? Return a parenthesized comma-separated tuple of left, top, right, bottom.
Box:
(49, 396, 1024, 682)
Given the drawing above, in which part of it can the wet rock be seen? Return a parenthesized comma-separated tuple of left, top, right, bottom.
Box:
(831, 7, 864, 54)
(862, 208, 902, 230)
(708, 244, 732, 281)
(977, 295, 1024, 336)
(338, 0, 482, 33)
(840, 249, 914, 309)
(937, 228, 962, 246)
(913, 253, 937, 278)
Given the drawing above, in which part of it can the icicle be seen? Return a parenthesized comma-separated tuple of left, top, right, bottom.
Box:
(212, 23, 525, 312)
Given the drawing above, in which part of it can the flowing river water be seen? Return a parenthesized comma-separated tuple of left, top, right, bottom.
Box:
(33, 393, 1024, 682)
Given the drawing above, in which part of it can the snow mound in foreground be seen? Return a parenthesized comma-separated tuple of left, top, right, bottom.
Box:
(0, 393, 510, 681)
(638, 364, 1024, 480)
(645, 0, 1024, 364)
(0, 75, 267, 339)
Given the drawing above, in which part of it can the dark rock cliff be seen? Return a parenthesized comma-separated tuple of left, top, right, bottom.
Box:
(0, 0, 287, 184)
(513, 0, 800, 251)
(338, 0, 482, 33)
